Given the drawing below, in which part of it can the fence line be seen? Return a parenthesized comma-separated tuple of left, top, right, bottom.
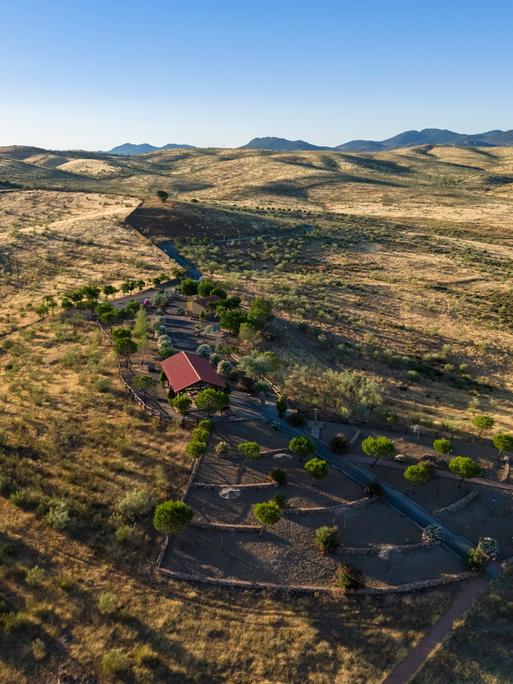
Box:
(95, 320, 171, 424)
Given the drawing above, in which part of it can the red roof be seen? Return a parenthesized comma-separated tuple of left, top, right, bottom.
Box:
(161, 351, 224, 393)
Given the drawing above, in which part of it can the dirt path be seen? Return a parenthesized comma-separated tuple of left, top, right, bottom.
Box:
(382, 576, 489, 684)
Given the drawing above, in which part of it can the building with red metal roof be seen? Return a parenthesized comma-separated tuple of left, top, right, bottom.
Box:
(160, 351, 225, 394)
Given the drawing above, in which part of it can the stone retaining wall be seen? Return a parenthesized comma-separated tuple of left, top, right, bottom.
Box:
(338, 541, 433, 556)
(158, 566, 473, 595)
(191, 521, 260, 532)
(192, 481, 277, 490)
(284, 496, 373, 516)
(435, 490, 478, 515)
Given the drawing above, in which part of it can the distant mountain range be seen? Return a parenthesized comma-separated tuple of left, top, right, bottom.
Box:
(104, 128, 513, 155)
(245, 129, 513, 152)
(106, 142, 195, 155)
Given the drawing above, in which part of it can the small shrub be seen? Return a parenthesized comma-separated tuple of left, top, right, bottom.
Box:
(334, 563, 363, 591)
(44, 499, 70, 529)
(102, 649, 129, 677)
(1, 611, 31, 634)
(269, 468, 287, 485)
(116, 489, 155, 522)
(271, 493, 288, 509)
(196, 343, 212, 358)
(468, 546, 488, 572)
(115, 524, 139, 544)
(133, 643, 159, 668)
(329, 433, 348, 454)
(287, 413, 306, 427)
(364, 480, 383, 497)
(26, 565, 46, 587)
(315, 526, 338, 554)
(31, 638, 46, 662)
(98, 592, 118, 615)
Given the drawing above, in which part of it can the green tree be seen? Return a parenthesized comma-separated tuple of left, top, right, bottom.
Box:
(238, 351, 280, 380)
(361, 435, 396, 467)
(492, 433, 513, 459)
(247, 297, 273, 329)
(132, 375, 154, 394)
(304, 457, 328, 484)
(153, 500, 193, 534)
(472, 414, 495, 439)
(133, 308, 148, 349)
(113, 333, 138, 368)
(180, 278, 199, 296)
(218, 308, 247, 334)
(288, 435, 315, 459)
(449, 456, 481, 488)
(403, 460, 433, 494)
(315, 526, 338, 554)
(433, 438, 452, 457)
(103, 284, 117, 299)
(276, 395, 287, 418)
(170, 393, 192, 424)
(221, 295, 241, 309)
(238, 322, 259, 346)
(252, 500, 281, 534)
(237, 441, 261, 460)
(194, 388, 228, 415)
(197, 279, 215, 296)
(35, 303, 49, 319)
(156, 190, 168, 202)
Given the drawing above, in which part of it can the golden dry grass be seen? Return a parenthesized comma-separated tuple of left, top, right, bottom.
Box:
(0, 190, 173, 335)
(0, 190, 454, 682)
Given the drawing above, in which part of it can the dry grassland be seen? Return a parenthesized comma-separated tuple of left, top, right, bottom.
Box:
(0, 190, 453, 682)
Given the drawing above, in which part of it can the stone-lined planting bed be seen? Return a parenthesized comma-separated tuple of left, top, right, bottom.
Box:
(438, 487, 513, 560)
(159, 422, 468, 589)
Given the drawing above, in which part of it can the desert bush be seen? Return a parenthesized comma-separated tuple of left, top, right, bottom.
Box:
(364, 480, 383, 497)
(334, 563, 363, 591)
(133, 643, 159, 668)
(287, 412, 306, 427)
(44, 498, 70, 529)
(468, 546, 489, 572)
(26, 565, 46, 587)
(329, 433, 348, 454)
(269, 468, 287, 485)
(196, 343, 212, 358)
(315, 526, 338, 554)
(115, 524, 139, 544)
(217, 360, 233, 375)
(102, 649, 129, 677)
(116, 489, 155, 522)
(31, 638, 46, 662)
(1, 611, 31, 634)
(98, 592, 118, 615)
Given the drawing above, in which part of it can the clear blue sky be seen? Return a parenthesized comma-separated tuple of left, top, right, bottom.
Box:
(2, 0, 512, 149)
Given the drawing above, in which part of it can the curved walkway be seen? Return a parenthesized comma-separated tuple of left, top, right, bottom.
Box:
(382, 576, 489, 684)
